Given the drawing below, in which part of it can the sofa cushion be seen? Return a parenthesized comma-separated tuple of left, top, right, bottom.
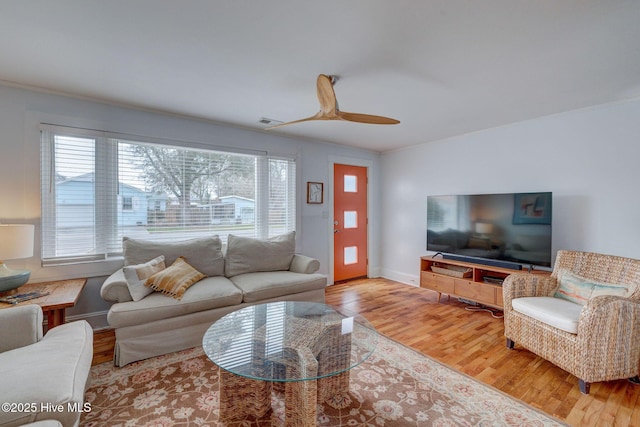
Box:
(145, 256, 206, 300)
(123, 235, 224, 277)
(0, 320, 93, 427)
(512, 296, 583, 334)
(107, 276, 243, 328)
(225, 231, 295, 277)
(230, 271, 327, 303)
(123, 255, 166, 302)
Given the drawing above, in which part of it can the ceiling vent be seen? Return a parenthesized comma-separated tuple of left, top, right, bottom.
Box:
(258, 117, 283, 126)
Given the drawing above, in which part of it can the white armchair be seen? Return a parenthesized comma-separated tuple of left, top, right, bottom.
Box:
(0, 305, 93, 427)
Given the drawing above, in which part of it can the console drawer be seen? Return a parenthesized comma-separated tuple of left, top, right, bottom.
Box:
(421, 272, 455, 294)
(454, 279, 495, 303)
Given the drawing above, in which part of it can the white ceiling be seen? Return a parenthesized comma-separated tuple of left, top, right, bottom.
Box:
(1, 0, 639, 152)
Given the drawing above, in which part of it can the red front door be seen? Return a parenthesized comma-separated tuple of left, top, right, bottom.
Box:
(333, 164, 368, 282)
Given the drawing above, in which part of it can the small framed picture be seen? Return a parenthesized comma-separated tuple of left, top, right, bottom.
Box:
(513, 192, 552, 224)
(307, 182, 323, 204)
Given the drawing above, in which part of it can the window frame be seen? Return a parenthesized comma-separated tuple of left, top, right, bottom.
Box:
(40, 125, 297, 266)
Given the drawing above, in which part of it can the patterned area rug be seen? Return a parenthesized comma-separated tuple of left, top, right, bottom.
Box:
(81, 334, 566, 426)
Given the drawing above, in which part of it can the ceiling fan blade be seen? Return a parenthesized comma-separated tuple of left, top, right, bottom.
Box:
(316, 74, 338, 116)
(265, 112, 326, 130)
(338, 111, 400, 125)
(266, 74, 400, 130)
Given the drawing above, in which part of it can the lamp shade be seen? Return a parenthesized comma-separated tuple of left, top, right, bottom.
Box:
(475, 222, 493, 235)
(0, 224, 35, 260)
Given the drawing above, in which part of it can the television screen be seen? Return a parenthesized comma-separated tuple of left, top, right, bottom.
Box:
(427, 192, 552, 268)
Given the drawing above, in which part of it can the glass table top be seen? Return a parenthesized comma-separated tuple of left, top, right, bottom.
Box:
(203, 301, 378, 382)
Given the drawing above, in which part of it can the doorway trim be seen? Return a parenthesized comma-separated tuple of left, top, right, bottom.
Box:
(327, 155, 374, 285)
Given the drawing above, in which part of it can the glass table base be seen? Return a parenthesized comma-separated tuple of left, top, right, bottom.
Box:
(219, 370, 351, 426)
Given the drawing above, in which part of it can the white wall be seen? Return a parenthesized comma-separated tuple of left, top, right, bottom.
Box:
(380, 98, 640, 285)
(5, 81, 639, 323)
(0, 84, 380, 326)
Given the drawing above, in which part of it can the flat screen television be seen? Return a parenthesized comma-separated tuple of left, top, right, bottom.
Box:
(427, 192, 552, 269)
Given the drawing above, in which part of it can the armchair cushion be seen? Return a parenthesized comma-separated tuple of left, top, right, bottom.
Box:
(512, 296, 583, 334)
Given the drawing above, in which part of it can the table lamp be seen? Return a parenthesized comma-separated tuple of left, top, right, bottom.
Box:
(475, 222, 493, 237)
(0, 224, 35, 296)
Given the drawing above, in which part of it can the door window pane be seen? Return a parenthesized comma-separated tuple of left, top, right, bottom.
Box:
(344, 175, 357, 192)
(344, 211, 357, 229)
(344, 246, 358, 265)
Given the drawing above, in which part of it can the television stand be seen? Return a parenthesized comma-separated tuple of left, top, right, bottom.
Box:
(419, 256, 549, 309)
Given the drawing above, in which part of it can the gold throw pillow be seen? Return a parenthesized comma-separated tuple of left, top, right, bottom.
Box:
(145, 256, 205, 300)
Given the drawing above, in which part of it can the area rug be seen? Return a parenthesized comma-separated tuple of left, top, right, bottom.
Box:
(81, 334, 566, 426)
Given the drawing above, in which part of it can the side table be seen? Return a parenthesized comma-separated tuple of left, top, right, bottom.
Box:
(0, 278, 87, 329)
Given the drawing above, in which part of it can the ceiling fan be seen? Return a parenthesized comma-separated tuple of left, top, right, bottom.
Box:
(265, 74, 400, 130)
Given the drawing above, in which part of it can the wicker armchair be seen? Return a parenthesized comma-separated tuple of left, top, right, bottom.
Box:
(503, 250, 640, 394)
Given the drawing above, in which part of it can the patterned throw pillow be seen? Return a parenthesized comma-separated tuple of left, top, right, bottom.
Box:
(554, 269, 629, 305)
(145, 256, 206, 300)
(554, 270, 593, 305)
(123, 255, 166, 302)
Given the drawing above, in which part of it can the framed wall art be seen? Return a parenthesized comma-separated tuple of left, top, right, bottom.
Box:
(307, 182, 323, 204)
(513, 192, 552, 224)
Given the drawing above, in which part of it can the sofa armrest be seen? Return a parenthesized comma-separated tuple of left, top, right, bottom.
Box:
(502, 273, 558, 309)
(0, 305, 43, 352)
(100, 269, 133, 303)
(289, 254, 320, 274)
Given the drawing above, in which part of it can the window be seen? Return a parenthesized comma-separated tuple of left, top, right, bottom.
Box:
(122, 196, 133, 211)
(40, 127, 296, 265)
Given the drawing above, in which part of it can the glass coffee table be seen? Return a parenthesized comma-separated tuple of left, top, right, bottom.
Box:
(202, 301, 378, 426)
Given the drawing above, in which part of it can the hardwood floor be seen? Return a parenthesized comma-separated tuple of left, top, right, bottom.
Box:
(92, 328, 116, 366)
(92, 278, 640, 426)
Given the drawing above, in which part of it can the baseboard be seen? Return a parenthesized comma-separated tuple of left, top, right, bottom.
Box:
(378, 268, 419, 287)
(65, 310, 109, 330)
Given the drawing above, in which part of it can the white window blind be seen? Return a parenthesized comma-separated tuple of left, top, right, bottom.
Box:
(40, 128, 296, 265)
(427, 195, 471, 232)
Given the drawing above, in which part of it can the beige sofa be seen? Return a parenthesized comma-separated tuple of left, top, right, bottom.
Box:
(101, 232, 327, 366)
(0, 305, 93, 427)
